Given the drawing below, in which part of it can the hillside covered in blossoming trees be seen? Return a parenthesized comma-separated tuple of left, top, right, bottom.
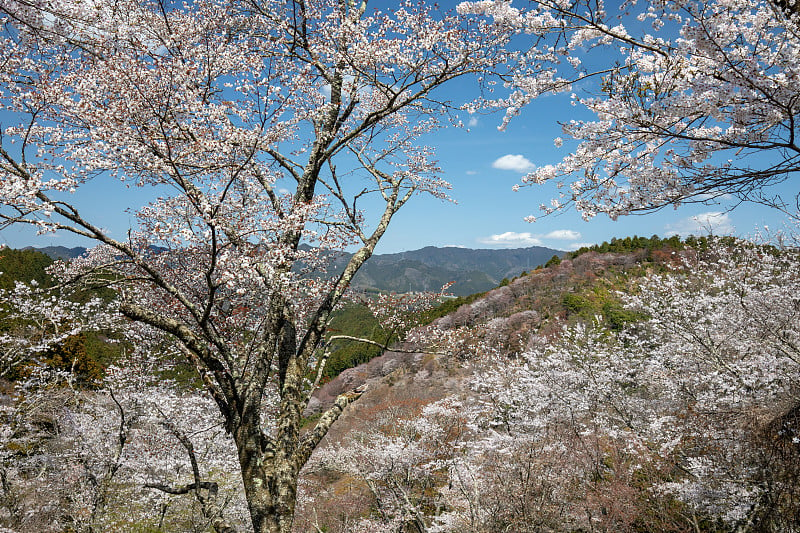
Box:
(294, 234, 800, 532)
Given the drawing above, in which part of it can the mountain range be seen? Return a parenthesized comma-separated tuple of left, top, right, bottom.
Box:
(25, 244, 564, 296)
(344, 246, 562, 295)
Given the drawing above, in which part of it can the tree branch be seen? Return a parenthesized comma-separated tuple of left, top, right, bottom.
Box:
(295, 385, 366, 467)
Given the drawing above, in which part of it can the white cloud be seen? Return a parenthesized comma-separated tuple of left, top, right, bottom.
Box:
(478, 232, 543, 247)
(665, 211, 735, 237)
(544, 229, 581, 240)
(696, 192, 734, 201)
(478, 229, 582, 248)
(465, 170, 478, 176)
(468, 116, 479, 127)
(564, 242, 595, 251)
(492, 154, 535, 173)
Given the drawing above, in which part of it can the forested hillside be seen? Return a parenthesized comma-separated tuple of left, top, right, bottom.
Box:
(0, 248, 122, 383)
(305, 234, 686, 419)
(20, 246, 86, 262)
(0, 248, 53, 290)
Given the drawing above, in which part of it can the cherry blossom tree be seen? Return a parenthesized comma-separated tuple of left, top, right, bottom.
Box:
(1, 352, 248, 532)
(0, 1, 518, 531)
(309, 400, 466, 532)
(0, 277, 109, 379)
(459, 0, 800, 219)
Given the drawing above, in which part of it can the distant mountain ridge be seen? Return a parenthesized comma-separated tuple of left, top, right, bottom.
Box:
(26, 244, 564, 296)
(22, 246, 88, 261)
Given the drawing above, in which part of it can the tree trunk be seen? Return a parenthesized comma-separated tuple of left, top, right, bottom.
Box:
(234, 384, 365, 533)
(239, 455, 298, 533)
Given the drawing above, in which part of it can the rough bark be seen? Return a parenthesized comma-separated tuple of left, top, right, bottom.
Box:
(236, 388, 365, 533)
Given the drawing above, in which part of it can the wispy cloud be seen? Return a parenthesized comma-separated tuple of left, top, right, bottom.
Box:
(543, 229, 581, 240)
(492, 154, 535, 173)
(468, 116, 479, 127)
(696, 192, 734, 201)
(478, 231, 543, 247)
(465, 170, 478, 176)
(665, 211, 735, 237)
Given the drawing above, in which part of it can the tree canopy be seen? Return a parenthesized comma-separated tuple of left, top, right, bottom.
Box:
(0, 1, 520, 531)
(462, 0, 800, 219)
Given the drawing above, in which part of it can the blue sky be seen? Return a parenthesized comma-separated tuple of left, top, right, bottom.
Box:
(370, 91, 795, 253)
(1, 1, 796, 254)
